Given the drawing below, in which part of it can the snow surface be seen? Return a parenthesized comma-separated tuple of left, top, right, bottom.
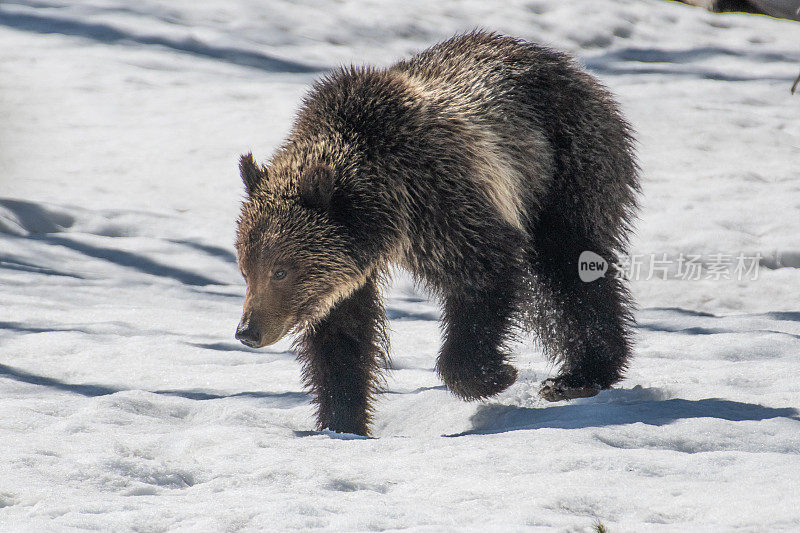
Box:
(1, 0, 800, 530)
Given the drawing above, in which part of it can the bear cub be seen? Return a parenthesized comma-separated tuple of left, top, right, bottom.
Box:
(234, 32, 639, 436)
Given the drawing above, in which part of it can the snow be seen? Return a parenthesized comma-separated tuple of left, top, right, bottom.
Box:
(1, 0, 800, 530)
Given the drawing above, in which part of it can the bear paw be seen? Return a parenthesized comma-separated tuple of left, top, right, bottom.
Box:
(539, 375, 602, 402)
(443, 363, 518, 401)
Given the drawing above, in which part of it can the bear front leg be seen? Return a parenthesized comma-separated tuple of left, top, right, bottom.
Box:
(295, 276, 388, 436)
(436, 283, 519, 401)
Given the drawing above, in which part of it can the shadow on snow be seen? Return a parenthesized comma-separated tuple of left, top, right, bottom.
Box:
(450, 387, 800, 436)
(637, 322, 800, 341)
(0, 362, 307, 403)
(168, 239, 237, 264)
(186, 341, 294, 356)
(586, 45, 799, 82)
(0, 257, 84, 279)
(637, 307, 800, 340)
(0, 8, 324, 73)
(0, 199, 233, 286)
(32, 234, 220, 286)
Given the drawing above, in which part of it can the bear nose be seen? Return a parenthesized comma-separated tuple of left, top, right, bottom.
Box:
(235, 319, 261, 347)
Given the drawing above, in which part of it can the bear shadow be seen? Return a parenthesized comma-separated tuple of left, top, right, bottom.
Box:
(449, 386, 800, 436)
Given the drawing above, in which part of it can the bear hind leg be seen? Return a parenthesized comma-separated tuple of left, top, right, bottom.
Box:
(528, 224, 634, 401)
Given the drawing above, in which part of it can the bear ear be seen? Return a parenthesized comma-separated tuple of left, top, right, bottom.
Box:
(299, 164, 335, 209)
(239, 153, 264, 196)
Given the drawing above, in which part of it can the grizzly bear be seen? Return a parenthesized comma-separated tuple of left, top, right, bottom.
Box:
(234, 31, 639, 436)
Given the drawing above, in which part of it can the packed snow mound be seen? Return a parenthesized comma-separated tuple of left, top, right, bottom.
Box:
(0, 198, 76, 236)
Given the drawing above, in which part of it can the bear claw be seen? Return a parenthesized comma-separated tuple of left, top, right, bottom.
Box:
(539, 376, 602, 402)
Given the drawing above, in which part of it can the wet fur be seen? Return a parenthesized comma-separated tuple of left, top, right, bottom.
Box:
(236, 32, 639, 436)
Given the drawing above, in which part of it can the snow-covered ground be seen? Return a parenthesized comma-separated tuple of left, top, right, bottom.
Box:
(2, 0, 800, 530)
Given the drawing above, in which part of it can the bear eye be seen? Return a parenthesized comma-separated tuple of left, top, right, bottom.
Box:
(272, 269, 287, 281)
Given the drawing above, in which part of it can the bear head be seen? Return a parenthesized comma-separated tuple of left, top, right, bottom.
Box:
(234, 152, 367, 348)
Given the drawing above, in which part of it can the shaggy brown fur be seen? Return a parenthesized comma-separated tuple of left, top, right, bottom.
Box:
(235, 31, 639, 436)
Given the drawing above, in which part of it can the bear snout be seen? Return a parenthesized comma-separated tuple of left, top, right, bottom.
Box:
(236, 313, 290, 348)
(235, 317, 262, 348)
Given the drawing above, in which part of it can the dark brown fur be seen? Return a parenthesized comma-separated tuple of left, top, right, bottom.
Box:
(235, 31, 639, 436)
